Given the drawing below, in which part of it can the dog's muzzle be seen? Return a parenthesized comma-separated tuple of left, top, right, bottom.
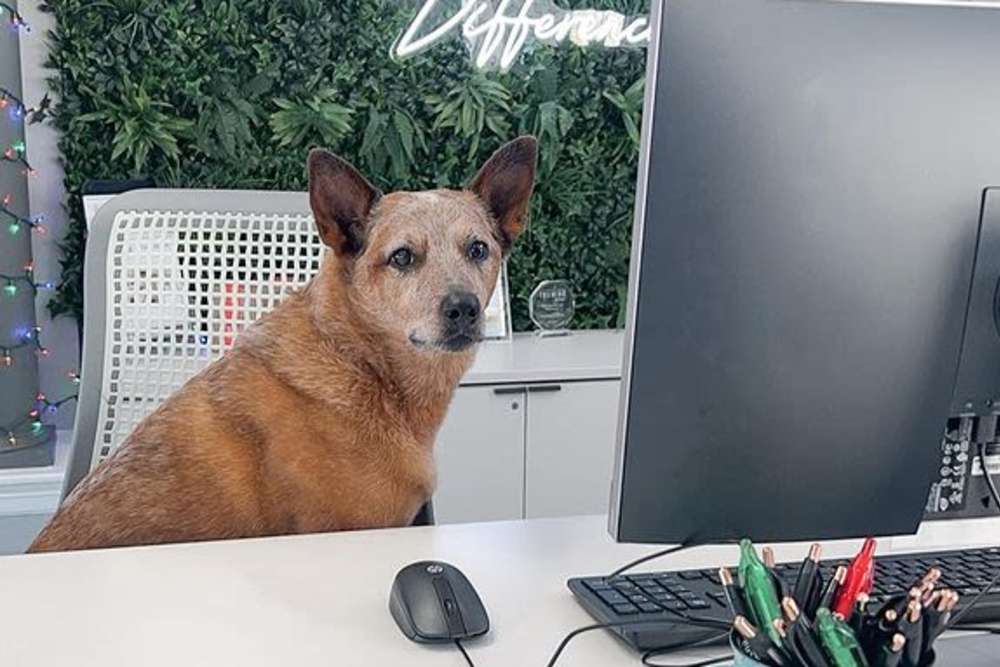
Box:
(439, 291, 481, 351)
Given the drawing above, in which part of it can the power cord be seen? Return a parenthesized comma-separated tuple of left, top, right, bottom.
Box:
(641, 631, 731, 666)
(545, 617, 729, 667)
(607, 539, 702, 579)
(455, 639, 475, 667)
(946, 440, 1000, 629)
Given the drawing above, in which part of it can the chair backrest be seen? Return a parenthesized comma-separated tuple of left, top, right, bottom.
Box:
(65, 189, 322, 496)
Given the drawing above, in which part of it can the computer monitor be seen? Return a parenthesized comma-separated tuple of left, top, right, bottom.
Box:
(610, 0, 1000, 544)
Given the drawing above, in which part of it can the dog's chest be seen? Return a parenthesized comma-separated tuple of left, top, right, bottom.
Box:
(263, 414, 437, 531)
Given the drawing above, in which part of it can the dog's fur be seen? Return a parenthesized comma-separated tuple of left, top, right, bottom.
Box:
(29, 137, 537, 553)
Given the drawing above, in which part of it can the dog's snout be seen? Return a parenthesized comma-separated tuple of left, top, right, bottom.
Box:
(441, 291, 481, 328)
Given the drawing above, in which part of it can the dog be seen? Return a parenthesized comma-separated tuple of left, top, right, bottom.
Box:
(29, 136, 537, 553)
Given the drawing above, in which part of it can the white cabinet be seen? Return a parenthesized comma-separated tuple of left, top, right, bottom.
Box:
(525, 380, 621, 518)
(433, 332, 625, 525)
(434, 381, 622, 523)
(433, 386, 526, 524)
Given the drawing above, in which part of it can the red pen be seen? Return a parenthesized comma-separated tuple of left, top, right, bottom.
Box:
(832, 537, 877, 618)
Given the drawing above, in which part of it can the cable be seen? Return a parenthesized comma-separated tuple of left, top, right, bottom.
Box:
(545, 617, 728, 667)
(946, 441, 1000, 629)
(641, 632, 731, 666)
(455, 639, 475, 667)
(607, 539, 701, 579)
(643, 653, 731, 667)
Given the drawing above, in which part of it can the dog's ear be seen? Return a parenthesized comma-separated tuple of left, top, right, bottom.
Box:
(468, 136, 538, 252)
(308, 149, 382, 257)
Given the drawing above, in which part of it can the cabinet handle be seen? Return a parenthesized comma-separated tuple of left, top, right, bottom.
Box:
(493, 386, 527, 395)
(528, 384, 562, 393)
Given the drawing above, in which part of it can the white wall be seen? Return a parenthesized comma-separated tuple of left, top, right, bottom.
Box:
(19, 3, 77, 430)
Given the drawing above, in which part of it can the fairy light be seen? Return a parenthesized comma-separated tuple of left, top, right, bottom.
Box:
(0, 264, 52, 296)
(0, 324, 47, 369)
(0, 379, 83, 449)
(2, 207, 45, 233)
(3, 141, 33, 175)
(0, 26, 63, 454)
(0, 88, 34, 121)
(0, 3, 28, 31)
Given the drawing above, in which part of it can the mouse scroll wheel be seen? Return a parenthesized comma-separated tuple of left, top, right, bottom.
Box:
(444, 598, 457, 615)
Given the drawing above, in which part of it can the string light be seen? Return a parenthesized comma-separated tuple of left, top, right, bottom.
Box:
(0, 325, 46, 368)
(1, 204, 45, 234)
(0, 262, 53, 297)
(3, 141, 33, 175)
(0, 3, 27, 32)
(0, 87, 34, 121)
(0, 24, 65, 455)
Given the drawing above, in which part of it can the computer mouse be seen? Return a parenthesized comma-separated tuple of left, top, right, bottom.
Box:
(389, 560, 490, 643)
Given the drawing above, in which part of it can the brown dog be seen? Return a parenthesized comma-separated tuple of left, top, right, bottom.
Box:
(29, 137, 537, 553)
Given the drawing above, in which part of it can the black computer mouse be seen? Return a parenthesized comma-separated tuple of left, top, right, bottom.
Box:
(389, 561, 490, 643)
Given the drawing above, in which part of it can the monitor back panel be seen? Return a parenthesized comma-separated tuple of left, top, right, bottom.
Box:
(614, 0, 1000, 543)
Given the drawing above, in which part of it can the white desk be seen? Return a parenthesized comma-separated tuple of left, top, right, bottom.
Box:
(2, 515, 999, 666)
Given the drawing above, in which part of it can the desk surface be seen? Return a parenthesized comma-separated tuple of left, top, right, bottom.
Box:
(2, 515, 998, 666)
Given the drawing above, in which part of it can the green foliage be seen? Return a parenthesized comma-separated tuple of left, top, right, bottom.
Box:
(41, 0, 649, 331)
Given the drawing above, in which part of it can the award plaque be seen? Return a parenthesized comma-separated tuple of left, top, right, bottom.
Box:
(529, 280, 574, 336)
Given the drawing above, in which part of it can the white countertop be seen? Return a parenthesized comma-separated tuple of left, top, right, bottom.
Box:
(462, 329, 624, 385)
(2, 514, 998, 666)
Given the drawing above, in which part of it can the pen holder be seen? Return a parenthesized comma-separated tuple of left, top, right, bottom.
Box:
(730, 630, 769, 667)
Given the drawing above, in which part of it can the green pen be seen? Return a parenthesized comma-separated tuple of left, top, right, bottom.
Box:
(737, 539, 784, 647)
(815, 608, 865, 667)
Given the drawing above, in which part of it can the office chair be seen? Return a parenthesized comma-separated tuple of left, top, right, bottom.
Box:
(64, 189, 435, 526)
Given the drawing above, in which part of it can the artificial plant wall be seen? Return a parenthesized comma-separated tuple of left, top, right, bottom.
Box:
(41, 0, 648, 331)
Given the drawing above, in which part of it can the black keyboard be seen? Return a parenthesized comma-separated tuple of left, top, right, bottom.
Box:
(568, 545, 1000, 651)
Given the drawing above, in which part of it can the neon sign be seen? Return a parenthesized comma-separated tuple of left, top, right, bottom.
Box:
(394, 0, 651, 71)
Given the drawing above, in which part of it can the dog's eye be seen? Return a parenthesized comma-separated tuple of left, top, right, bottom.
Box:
(467, 240, 489, 263)
(389, 248, 414, 269)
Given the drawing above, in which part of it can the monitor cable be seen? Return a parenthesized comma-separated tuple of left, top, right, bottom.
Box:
(607, 539, 702, 579)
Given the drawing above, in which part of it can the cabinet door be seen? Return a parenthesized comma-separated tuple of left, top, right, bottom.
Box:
(525, 381, 622, 518)
(433, 385, 526, 524)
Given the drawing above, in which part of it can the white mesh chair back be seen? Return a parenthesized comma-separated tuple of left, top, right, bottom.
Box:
(64, 190, 321, 496)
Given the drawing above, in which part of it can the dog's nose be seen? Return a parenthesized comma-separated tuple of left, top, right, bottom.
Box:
(441, 291, 481, 329)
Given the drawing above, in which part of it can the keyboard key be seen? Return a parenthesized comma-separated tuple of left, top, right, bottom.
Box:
(638, 602, 662, 613)
(613, 603, 639, 615)
(585, 579, 612, 592)
(679, 571, 704, 580)
(597, 590, 629, 605)
(685, 599, 710, 610)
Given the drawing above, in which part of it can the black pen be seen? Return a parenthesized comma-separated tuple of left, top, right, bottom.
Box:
(898, 599, 923, 667)
(734, 615, 789, 667)
(720, 566, 749, 618)
(762, 547, 789, 599)
(782, 597, 831, 667)
(872, 633, 906, 667)
(924, 590, 957, 647)
(818, 565, 847, 611)
(793, 543, 822, 610)
(849, 592, 869, 636)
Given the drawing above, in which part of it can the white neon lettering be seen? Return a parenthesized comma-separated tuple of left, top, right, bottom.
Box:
(393, 0, 650, 71)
